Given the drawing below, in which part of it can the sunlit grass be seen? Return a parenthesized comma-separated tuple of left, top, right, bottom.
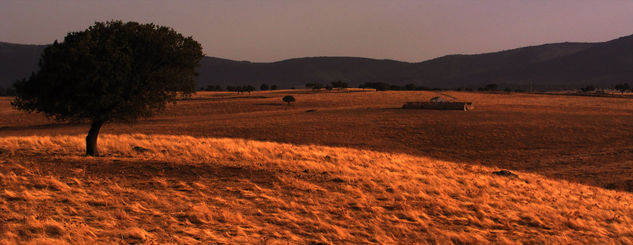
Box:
(1, 134, 632, 243)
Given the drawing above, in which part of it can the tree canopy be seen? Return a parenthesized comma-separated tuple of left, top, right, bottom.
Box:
(12, 21, 204, 155)
(282, 95, 295, 105)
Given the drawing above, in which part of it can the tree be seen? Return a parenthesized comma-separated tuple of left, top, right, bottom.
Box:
(12, 21, 203, 156)
(581, 85, 596, 93)
(260, 83, 269, 91)
(331, 81, 348, 90)
(483, 83, 498, 91)
(205, 85, 222, 91)
(615, 83, 630, 94)
(282, 95, 295, 105)
(0, 87, 16, 97)
(306, 83, 323, 90)
(359, 82, 391, 91)
(245, 85, 255, 94)
(270, 84, 278, 90)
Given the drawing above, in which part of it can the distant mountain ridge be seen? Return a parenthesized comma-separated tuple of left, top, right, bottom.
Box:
(0, 42, 47, 87)
(1, 34, 632, 90)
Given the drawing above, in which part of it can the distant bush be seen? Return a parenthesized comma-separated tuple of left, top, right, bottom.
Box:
(260, 83, 269, 91)
(580, 85, 596, 93)
(359, 82, 391, 91)
(416, 86, 430, 91)
(0, 87, 16, 97)
(282, 95, 295, 105)
(270, 84, 278, 90)
(615, 83, 630, 94)
(226, 85, 254, 94)
(358, 82, 435, 91)
(203, 85, 223, 91)
(478, 83, 498, 91)
(331, 81, 348, 89)
(306, 83, 323, 90)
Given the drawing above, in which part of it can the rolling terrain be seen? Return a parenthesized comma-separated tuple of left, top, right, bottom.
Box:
(1, 134, 633, 243)
(1, 90, 633, 192)
(2, 33, 632, 90)
(2, 90, 633, 243)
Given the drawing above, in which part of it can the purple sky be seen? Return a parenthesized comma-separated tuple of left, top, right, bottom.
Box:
(1, 0, 632, 62)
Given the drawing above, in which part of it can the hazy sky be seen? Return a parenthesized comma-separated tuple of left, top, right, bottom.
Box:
(1, 0, 632, 62)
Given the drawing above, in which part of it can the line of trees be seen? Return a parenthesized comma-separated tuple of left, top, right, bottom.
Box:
(306, 81, 349, 91)
(200, 81, 633, 94)
(359, 82, 435, 91)
(358, 82, 524, 92)
(0, 87, 16, 97)
(615, 83, 630, 93)
(200, 84, 278, 92)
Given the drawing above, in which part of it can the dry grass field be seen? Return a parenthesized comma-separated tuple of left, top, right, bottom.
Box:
(1, 134, 633, 244)
(2, 90, 632, 191)
(1, 90, 633, 243)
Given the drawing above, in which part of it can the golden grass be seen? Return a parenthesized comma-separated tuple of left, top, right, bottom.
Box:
(2, 90, 633, 193)
(1, 134, 633, 244)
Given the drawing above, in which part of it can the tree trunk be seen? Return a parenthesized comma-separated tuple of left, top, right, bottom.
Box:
(86, 119, 105, 156)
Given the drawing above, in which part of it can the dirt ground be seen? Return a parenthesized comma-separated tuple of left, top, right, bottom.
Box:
(1, 89, 632, 192)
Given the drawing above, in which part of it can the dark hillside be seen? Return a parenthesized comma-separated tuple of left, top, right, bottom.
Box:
(1, 34, 631, 90)
(411, 42, 596, 88)
(0, 42, 47, 87)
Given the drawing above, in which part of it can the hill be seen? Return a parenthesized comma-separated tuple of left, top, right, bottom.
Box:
(1, 34, 631, 90)
(1, 134, 632, 243)
(0, 42, 47, 88)
(193, 35, 633, 90)
(197, 56, 414, 89)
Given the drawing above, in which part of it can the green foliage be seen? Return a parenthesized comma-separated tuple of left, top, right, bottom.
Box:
(11, 21, 203, 156)
(12, 21, 203, 123)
